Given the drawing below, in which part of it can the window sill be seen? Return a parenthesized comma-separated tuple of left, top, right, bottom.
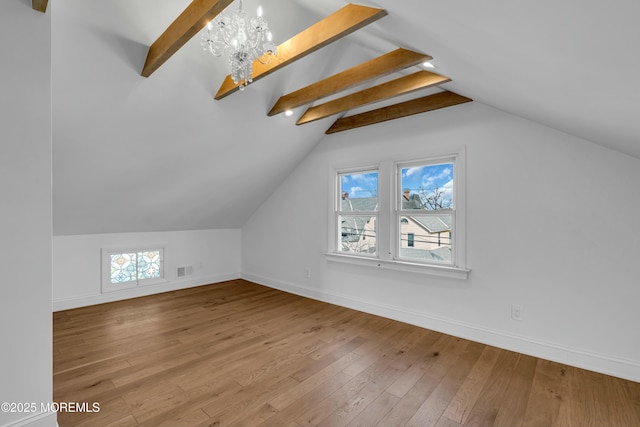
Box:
(325, 253, 470, 280)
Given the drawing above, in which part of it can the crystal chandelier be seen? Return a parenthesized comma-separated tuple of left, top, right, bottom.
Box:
(201, 0, 277, 90)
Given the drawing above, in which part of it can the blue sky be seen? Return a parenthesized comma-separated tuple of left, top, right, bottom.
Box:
(401, 163, 453, 194)
(402, 163, 454, 208)
(341, 172, 378, 198)
(340, 163, 453, 203)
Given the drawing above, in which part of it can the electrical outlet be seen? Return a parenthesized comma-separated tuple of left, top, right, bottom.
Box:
(304, 268, 311, 279)
(511, 304, 523, 321)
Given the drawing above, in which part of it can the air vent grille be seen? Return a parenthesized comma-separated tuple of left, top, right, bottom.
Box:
(176, 266, 193, 278)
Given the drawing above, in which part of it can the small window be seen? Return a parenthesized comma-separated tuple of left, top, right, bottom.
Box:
(102, 247, 165, 292)
(336, 169, 378, 256)
(407, 233, 415, 247)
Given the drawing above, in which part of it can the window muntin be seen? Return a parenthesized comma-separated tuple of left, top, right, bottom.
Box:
(336, 170, 378, 255)
(398, 161, 455, 265)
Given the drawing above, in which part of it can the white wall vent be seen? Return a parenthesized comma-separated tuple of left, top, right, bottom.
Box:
(176, 266, 194, 278)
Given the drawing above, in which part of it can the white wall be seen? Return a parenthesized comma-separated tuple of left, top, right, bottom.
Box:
(242, 102, 640, 382)
(53, 229, 241, 311)
(0, 2, 56, 427)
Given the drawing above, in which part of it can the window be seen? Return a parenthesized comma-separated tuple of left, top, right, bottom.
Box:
(397, 159, 455, 265)
(102, 247, 165, 292)
(336, 169, 378, 256)
(329, 149, 467, 278)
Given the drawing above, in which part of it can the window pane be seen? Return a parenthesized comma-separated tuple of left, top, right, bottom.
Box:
(399, 214, 452, 263)
(339, 215, 377, 254)
(110, 252, 137, 284)
(401, 163, 453, 211)
(138, 250, 161, 280)
(340, 171, 378, 211)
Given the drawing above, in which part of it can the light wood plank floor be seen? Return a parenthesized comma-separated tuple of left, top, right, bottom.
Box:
(53, 279, 640, 427)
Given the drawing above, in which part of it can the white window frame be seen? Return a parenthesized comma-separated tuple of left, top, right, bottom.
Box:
(101, 246, 167, 293)
(327, 148, 468, 279)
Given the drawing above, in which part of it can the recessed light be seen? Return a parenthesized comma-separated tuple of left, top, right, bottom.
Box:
(422, 61, 435, 69)
(284, 110, 294, 117)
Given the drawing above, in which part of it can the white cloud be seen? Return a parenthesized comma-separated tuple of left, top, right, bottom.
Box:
(349, 186, 364, 196)
(404, 166, 424, 177)
(442, 179, 453, 195)
(345, 173, 378, 196)
(421, 167, 452, 189)
(350, 173, 376, 184)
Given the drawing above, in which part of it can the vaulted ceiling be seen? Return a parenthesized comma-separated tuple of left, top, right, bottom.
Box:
(50, 0, 640, 235)
(139, 2, 471, 133)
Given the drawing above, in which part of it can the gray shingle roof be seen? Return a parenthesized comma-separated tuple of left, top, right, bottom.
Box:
(409, 215, 451, 233)
(341, 216, 372, 242)
(402, 194, 425, 210)
(399, 246, 452, 262)
(341, 197, 378, 212)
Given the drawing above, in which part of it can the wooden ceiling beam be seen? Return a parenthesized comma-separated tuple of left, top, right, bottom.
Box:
(296, 70, 450, 125)
(32, 0, 48, 13)
(141, 0, 234, 78)
(268, 48, 431, 116)
(325, 91, 473, 134)
(215, 3, 388, 100)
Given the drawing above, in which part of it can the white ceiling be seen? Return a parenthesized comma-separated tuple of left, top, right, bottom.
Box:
(51, 0, 640, 235)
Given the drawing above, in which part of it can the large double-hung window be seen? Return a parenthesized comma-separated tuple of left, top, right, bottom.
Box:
(330, 149, 467, 278)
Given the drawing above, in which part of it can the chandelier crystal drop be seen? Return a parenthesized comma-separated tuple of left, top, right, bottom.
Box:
(201, 0, 277, 91)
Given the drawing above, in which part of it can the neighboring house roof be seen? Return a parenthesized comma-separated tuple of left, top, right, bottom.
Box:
(409, 215, 451, 233)
(341, 216, 371, 242)
(402, 194, 425, 210)
(400, 246, 452, 262)
(342, 197, 378, 212)
(402, 194, 451, 234)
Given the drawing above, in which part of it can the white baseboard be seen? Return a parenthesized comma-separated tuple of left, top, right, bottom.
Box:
(52, 273, 241, 311)
(242, 272, 640, 384)
(1, 411, 56, 427)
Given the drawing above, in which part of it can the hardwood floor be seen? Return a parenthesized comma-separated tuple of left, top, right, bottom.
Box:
(53, 279, 640, 427)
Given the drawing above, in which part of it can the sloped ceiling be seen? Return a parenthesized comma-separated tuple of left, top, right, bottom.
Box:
(51, 0, 640, 235)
